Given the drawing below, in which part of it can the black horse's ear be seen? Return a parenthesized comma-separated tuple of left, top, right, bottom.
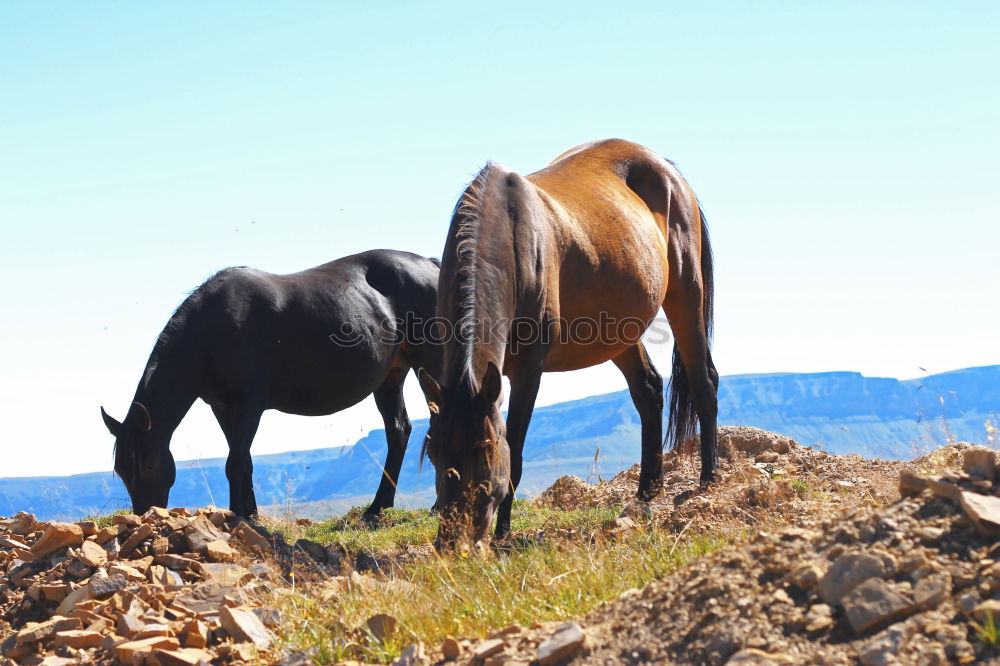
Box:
(101, 407, 122, 437)
(479, 362, 502, 406)
(417, 368, 442, 413)
(132, 402, 152, 432)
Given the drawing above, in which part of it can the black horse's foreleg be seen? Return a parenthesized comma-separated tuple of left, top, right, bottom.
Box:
(364, 367, 411, 523)
(493, 368, 542, 540)
(213, 401, 264, 518)
(241, 448, 258, 518)
(613, 344, 665, 501)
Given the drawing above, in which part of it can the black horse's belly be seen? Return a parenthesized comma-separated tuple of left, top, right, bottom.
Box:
(264, 310, 398, 416)
(268, 371, 386, 416)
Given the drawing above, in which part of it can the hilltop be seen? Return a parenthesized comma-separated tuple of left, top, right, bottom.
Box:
(3, 427, 997, 665)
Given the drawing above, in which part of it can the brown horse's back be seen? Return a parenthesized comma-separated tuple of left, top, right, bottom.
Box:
(522, 139, 699, 371)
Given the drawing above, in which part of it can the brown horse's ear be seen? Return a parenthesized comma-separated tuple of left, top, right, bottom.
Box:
(417, 368, 442, 412)
(101, 407, 122, 437)
(478, 362, 502, 406)
(132, 402, 152, 432)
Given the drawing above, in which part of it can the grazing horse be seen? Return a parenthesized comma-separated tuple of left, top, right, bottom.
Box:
(418, 139, 718, 550)
(100, 249, 442, 520)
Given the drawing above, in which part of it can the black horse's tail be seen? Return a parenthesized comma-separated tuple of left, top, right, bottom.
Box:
(667, 205, 715, 451)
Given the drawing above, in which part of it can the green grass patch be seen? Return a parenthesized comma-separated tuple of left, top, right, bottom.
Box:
(268, 501, 737, 664)
(82, 507, 132, 528)
(265, 501, 620, 553)
(790, 478, 811, 497)
(974, 609, 999, 650)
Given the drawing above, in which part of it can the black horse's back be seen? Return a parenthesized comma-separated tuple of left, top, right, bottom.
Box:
(102, 248, 442, 519)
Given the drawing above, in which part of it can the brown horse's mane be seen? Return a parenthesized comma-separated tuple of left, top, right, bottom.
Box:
(444, 163, 496, 389)
(420, 165, 497, 465)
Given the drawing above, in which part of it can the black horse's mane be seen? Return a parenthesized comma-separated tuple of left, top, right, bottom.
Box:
(142, 267, 244, 389)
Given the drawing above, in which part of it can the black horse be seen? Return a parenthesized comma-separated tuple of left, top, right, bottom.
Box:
(101, 249, 442, 521)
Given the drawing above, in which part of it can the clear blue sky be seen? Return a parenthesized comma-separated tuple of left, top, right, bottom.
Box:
(1, 2, 997, 477)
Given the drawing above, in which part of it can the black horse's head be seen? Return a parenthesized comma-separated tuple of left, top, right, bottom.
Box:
(100, 402, 175, 514)
(419, 362, 510, 553)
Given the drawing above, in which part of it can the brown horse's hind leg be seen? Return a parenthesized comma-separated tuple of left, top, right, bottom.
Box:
(363, 366, 412, 524)
(212, 401, 264, 518)
(663, 295, 719, 483)
(613, 343, 665, 501)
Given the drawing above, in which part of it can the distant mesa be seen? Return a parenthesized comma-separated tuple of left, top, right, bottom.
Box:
(1, 365, 996, 521)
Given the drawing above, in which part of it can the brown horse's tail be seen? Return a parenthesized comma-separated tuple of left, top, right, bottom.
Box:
(667, 205, 715, 451)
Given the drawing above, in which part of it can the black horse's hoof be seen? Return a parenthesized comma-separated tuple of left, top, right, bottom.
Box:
(359, 511, 381, 528)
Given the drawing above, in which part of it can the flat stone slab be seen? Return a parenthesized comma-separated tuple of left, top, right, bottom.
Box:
(220, 605, 272, 648)
(29, 523, 84, 558)
(77, 540, 108, 567)
(819, 552, 890, 604)
(843, 578, 914, 634)
(184, 515, 229, 554)
(536, 621, 586, 665)
(960, 490, 1000, 531)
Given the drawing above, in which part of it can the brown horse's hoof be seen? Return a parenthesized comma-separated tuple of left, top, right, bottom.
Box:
(673, 488, 698, 506)
(491, 533, 516, 553)
(621, 499, 654, 521)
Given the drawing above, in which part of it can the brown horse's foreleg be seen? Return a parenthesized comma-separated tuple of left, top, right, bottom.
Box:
(613, 343, 665, 501)
(663, 299, 719, 483)
(212, 401, 264, 518)
(493, 368, 542, 540)
(364, 367, 412, 524)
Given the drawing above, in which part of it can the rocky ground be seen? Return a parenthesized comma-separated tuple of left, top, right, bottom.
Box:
(408, 436, 999, 666)
(1, 428, 997, 665)
(538, 426, 903, 536)
(0, 507, 286, 665)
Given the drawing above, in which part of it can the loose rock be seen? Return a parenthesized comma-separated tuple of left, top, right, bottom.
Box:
(29, 523, 84, 558)
(819, 551, 890, 604)
(536, 622, 585, 665)
(842, 578, 914, 633)
(220, 605, 272, 649)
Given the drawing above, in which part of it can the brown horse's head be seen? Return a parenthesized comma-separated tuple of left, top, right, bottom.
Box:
(419, 362, 509, 553)
(101, 402, 175, 514)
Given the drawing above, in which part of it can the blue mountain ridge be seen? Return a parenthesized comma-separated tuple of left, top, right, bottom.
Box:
(3, 365, 996, 521)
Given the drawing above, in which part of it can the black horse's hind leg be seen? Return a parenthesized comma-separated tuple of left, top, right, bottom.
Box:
(613, 343, 665, 502)
(363, 367, 411, 524)
(493, 367, 542, 541)
(212, 401, 264, 518)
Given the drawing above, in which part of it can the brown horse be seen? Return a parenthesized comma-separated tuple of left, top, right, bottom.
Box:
(418, 139, 718, 550)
